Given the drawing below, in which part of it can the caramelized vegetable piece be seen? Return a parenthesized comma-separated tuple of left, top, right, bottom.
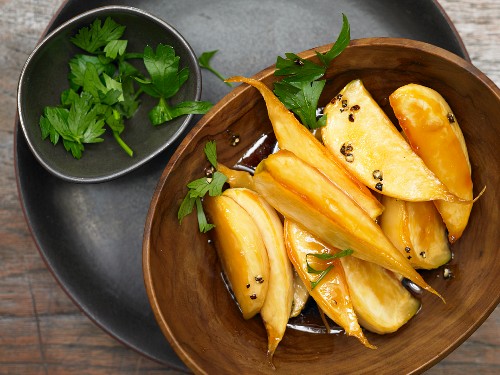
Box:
(340, 255, 421, 334)
(227, 76, 383, 220)
(389, 84, 473, 242)
(223, 188, 293, 358)
(322, 79, 459, 202)
(379, 195, 451, 269)
(253, 150, 442, 299)
(290, 270, 309, 318)
(218, 163, 255, 190)
(204, 195, 269, 319)
(287, 220, 420, 334)
(284, 220, 375, 349)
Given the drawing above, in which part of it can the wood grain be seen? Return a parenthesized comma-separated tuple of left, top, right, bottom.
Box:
(0, 0, 498, 374)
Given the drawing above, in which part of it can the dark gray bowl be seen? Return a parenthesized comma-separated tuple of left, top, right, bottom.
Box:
(17, 5, 201, 183)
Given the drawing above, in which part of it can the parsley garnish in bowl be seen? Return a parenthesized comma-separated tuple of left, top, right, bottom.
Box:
(38, 16, 211, 160)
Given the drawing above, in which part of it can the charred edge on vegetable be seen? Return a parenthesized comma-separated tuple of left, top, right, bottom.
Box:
(375, 182, 383, 191)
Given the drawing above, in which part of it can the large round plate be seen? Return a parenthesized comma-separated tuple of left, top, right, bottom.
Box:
(15, 0, 469, 370)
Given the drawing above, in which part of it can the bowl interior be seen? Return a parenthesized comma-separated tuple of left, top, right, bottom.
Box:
(144, 38, 500, 374)
(18, 6, 200, 183)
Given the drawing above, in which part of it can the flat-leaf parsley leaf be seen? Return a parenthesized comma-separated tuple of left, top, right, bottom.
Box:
(198, 50, 233, 87)
(273, 14, 350, 129)
(40, 17, 213, 159)
(178, 141, 227, 233)
(137, 44, 213, 125)
(306, 249, 354, 289)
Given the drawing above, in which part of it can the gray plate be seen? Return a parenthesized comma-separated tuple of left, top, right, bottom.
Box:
(15, 0, 468, 371)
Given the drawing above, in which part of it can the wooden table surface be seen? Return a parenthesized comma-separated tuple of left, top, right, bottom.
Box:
(1, 0, 498, 374)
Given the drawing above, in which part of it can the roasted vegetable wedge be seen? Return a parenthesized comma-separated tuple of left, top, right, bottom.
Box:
(284, 220, 375, 349)
(340, 255, 421, 334)
(379, 195, 451, 269)
(253, 149, 442, 299)
(218, 163, 255, 190)
(286, 220, 420, 334)
(322, 79, 460, 202)
(290, 271, 309, 318)
(204, 195, 269, 319)
(227, 76, 383, 220)
(389, 84, 473, 242)
(223, 188, 293, 357)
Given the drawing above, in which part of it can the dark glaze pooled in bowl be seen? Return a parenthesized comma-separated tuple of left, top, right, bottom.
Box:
(143, 38, 499, 375)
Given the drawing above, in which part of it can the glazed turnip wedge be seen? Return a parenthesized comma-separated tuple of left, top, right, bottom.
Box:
(321, 79, 466, 202)
(226, 76, 383, 220)
(253, 149, 442, 300)
(284, 220, 375, 349)
(389, 84, 474, 242)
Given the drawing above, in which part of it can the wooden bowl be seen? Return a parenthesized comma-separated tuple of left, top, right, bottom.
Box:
(143, 38, 499, 374)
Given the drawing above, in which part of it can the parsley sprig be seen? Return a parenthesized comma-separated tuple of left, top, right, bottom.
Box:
(306, 249, 354, 289)
(198, 50, 233, 87)
(178, 141, 227, 233)
(273, 13, 350, 129)
(136, 45, 213, 125)
(39, 17, 212, 159)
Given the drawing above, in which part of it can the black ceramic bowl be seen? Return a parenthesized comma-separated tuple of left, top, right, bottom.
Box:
(17, 5, 201, 183)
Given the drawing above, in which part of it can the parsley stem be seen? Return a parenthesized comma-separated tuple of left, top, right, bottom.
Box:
(113, 131, 134, 157)
(123, 52, 144, 60)
(203, 66, 233, 87)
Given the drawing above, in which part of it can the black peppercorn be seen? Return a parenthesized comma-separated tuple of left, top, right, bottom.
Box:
(255, 276, 264, 284)
(372, 170, 383, 181)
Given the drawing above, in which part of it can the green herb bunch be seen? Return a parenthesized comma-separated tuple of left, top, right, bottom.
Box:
(178, 141, 227, 233)
(273, 14, 350, 129)
(40, 17, 212, 159)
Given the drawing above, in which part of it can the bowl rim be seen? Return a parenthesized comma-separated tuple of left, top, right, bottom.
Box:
(17, 5, 202, 184)
(143, 37, 500, 374)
